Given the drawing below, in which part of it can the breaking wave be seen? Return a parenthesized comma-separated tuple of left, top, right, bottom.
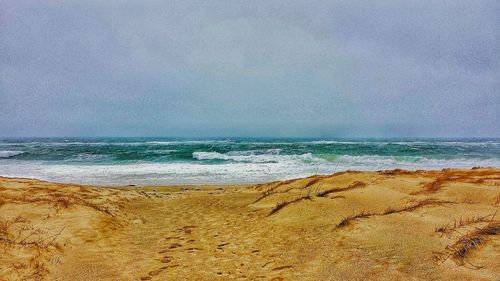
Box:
(0, 151, 24, 158)
(0, 138, 498, 185)
(192, 150, 320, 164)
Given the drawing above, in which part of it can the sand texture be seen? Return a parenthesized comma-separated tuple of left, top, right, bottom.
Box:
(0, 168, 499, 280)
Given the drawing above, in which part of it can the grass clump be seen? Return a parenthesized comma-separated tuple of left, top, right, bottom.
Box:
(252, 188, 295, 205)
(336, 212, 376, 228)
(336, 198, 450, 229)
(435, 212, 496, 235)
(268, 196, 312, 216)
(380, 169, 415, 175)
(382, 198, 450, 215)
(316, 181, 366, 198)
(449, 221, 500, 265)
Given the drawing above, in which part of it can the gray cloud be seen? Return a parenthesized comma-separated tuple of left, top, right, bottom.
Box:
(1, 0, 499, 137)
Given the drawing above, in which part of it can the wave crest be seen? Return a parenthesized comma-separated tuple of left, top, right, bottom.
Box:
(192, 151, 320, 163)
(0, 151, 24, 158)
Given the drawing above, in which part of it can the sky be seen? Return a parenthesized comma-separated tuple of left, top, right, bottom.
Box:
(0, 0, 499, 138)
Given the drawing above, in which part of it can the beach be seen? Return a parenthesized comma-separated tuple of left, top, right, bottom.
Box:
(1, 168, 499, 280)
(3, 1, 498, 279)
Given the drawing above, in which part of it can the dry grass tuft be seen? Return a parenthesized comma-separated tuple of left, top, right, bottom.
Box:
(384, 198, 450, 214)
(303, 177, 322, 189)
(435, 213, 496, 235)
(336, 198, 451, 229)
(416, 177, 448, 194)
(449, 221, 500, 265)
(413, 169, 500, 194)
(316, 181, 366, 197)
(251, 188, 294, 205)
(0, 216, 65, 249)
(380, 169, 415, 175)
(253, 170, 359, 191)
(336, 212, 375, 228)
(252, 190, 275, 204)
(252, 177, 301, 192)
(0, 215, 66, 280)
(0, 187, 121, 216)
(268, 178, 300, 191)
(268, 196, 312, 216)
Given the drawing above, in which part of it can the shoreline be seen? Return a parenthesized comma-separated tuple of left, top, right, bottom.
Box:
(2, 166, 498, 188)
(1, 168, 499, 280)
(2, 137, 499, 187)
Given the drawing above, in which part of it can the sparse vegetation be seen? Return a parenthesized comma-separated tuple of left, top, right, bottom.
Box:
(304, 178, 322, 189)
(416, 177, 448, 194)
(380, 169, 415, 175)
(0, 215, 65, 281)
(0, 216, 65, 249)
(435, 212, 496, 235)
(336, 212, 376, 228)
(252, 188, 293, 205)
(383, 198, 451, 215)
(413, 169, 499, 194)
(268, 196, 312, 216)
(316, 181, 366, 197)
(449, 221, 500, 265)
(335, 199, 451, 229)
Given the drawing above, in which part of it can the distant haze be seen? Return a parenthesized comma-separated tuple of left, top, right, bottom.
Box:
(1, 1, 499, 138)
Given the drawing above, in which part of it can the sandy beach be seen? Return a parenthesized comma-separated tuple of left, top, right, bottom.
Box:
(0, 168, 499, 280)
(3, 1, 498, 280)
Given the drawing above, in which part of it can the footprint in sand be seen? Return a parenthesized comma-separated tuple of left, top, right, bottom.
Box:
(146, 226, 197, 278)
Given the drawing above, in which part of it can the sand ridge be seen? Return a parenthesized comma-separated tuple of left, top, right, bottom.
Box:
(0, 168, 499, 280)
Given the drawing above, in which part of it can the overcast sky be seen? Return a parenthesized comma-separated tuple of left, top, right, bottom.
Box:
(1, 0, 499, 138)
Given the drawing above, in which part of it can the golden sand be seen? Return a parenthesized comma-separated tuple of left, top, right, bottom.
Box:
(0, 168, 499, 280)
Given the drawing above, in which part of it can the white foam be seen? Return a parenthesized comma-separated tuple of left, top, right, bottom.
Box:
(1, 154, 499, 186)
(65, 153, 111, 162)
(146, 140, 232, 145)
(192, 151, 320, 163)
(305, 140, 500, 146)
(0, 151, 24, 158)
(305, 140, 368, 144)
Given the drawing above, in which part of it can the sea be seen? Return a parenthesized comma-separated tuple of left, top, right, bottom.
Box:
(0, 138, 499, 186)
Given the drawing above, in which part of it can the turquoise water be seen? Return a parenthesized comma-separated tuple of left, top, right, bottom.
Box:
(0, 138, 499, 185)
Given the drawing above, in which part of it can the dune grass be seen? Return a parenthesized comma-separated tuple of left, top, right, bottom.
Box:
(383, 198, 451, 215)
(251, 188, 295, 205)
(316, 181, 366, 198)
(0, 216, 65, 249)
(449, 221, 500, 265)
(336, 199, 451, 229)
(268, 196, 312, 216)
(435, 212, 496, 235)
(336, 212, 376, 228)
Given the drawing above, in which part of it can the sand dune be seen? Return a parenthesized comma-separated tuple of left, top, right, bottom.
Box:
(0, 168, 499, 280)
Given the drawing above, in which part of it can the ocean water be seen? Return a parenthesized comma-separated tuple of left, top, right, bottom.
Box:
(0, 138, 499, 186)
